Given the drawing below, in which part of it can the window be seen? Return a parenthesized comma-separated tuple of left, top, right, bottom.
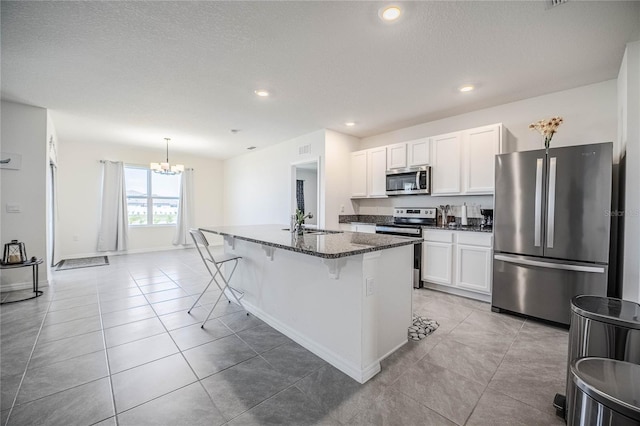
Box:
(125, 166, 181, 226)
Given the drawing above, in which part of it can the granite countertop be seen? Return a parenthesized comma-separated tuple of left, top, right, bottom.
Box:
(422, 225, 493, 233)
(338, 215, 492, 233)
(200, 225, 422, 259)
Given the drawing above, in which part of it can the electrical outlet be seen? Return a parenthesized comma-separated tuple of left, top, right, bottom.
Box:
(366, 278, 375, 296)
(73, 235, 79, 242)
(6, 203, 21, 213)
(340, 205, 345, 213)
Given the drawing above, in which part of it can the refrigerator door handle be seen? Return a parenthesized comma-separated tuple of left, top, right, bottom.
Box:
(547, 157, 557, 248)
(534, 158, 543, 247)
(494, 254, 606, 274)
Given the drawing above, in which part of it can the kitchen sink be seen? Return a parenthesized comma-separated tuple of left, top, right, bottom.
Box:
(281, 228, 343, 235)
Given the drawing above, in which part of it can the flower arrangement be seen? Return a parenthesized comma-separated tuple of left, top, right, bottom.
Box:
(529, 116, 564, 152)
(292, 208, 313, 235)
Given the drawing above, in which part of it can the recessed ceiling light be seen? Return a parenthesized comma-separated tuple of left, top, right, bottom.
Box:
(254, 89, 270, 97)
(379, 6, 401, 22)
(345, 122, 356, 127)
(459, 84, 475, 93)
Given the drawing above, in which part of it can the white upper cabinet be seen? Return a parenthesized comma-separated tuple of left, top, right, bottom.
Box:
(431, 123, 502, 196)
(431, 132, 462, 195)
(386, 139, 430, 170)
(350, 151, 368, 198)
(386, 143, 407, 170)
(463, 124, 502, 194)
(407, 138, 430, 167)
(368, 147, 387, 197)
(350, 147, 388, 198)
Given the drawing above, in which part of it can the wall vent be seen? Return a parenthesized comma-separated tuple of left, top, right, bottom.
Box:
(298, 144, 311, 156)
(546, 0, 568, 9)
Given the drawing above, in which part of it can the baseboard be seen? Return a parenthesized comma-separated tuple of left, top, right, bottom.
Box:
(59, 244, 201, 261)
(421, 281, 491, 303)
(241, 299, 381, 384)
(0, 279, 49, 292)
(378, 338, 409, 362)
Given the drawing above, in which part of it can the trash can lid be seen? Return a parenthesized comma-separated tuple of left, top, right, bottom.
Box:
(571, 358, 640, 420)
(571, 295, 640, 329)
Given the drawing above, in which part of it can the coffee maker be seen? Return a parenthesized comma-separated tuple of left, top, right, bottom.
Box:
(480, 209, 493, 230)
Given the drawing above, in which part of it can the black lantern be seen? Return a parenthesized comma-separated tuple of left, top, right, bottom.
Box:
(3, 240, 27, 264)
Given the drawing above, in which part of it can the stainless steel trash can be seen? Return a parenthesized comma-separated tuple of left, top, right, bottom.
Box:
(556, 295, 640, 418)
(568, 358, 640, 426)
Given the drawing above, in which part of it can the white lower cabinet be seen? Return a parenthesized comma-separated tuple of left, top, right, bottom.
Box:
(351, 223, 377, 234)
(423, 242, 453, 285)
(422, 230, 493, 296)
(456, 244, 492, 293)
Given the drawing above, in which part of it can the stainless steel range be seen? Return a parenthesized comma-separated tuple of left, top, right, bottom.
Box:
(375, 208, 437, 288)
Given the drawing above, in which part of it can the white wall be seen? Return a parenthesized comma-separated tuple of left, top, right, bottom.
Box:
(618, 41, 640, 304)
(324, 130, 360, 229)
(1, 101, 49, 289)
(360, 80, 617, 158)
(57, 140, 225, 258)
(223, 129, 326, 227)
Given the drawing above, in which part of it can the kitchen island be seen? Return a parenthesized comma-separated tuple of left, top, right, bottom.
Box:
(200, 225, 421, 383)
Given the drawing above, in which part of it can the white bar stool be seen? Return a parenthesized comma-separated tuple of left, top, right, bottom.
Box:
(188, 228, 247, 328)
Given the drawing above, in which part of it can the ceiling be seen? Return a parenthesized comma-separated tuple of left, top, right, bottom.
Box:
(2, 1, 639, 159)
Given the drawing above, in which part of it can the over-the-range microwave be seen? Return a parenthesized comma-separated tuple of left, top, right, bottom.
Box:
(385, 166, 431, 195)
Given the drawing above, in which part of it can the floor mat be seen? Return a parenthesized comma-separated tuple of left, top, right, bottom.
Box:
(409, 314, 439, 341)
(56, 256, 109, 271)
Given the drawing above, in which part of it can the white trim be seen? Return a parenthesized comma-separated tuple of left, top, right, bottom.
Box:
(0, 279, 49, 292)
(378, 339, 409, 362)
(421, 281, 491, 303)
(57, 244, 214, 261)
(240, 298, 382, 384)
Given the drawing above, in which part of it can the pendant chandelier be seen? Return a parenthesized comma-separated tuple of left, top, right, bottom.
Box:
(150, 138, 184, 175)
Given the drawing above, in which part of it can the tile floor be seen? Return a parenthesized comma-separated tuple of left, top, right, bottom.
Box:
(1, 249, 568, 425)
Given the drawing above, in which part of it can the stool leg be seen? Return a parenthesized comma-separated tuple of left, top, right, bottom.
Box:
(200, 281, 227, 328)
(188, 275, 216, 313)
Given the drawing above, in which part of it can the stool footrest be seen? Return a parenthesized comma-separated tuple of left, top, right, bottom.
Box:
(228, 286, 245, 300)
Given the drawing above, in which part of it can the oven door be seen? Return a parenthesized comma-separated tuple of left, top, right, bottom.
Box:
(375, 225, 423, 288)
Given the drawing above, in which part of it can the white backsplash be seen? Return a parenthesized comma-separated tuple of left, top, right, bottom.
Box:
(354, 194, 493, 218)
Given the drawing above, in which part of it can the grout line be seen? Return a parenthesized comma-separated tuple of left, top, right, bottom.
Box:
(4, 292, 54, 425)
(95, 279, 120, 426)
(130, 268, 217, 416)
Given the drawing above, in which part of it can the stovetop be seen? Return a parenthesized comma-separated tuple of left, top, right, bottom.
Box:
(391, 207, 437, 227)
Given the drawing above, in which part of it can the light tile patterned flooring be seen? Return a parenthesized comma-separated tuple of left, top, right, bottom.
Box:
(1, 249, 568, 425)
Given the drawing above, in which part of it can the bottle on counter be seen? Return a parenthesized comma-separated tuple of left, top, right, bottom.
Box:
(461, 203, 468, 226)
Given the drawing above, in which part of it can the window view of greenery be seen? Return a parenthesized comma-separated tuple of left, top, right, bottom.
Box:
(125, 167, 181, 225)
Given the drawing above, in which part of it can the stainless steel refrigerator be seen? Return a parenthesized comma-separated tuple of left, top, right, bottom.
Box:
(492, 142, 613, 325)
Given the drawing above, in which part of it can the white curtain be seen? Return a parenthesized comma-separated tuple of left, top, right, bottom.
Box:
(97, 161, 129, 252)
(173, 168, 194, 245)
